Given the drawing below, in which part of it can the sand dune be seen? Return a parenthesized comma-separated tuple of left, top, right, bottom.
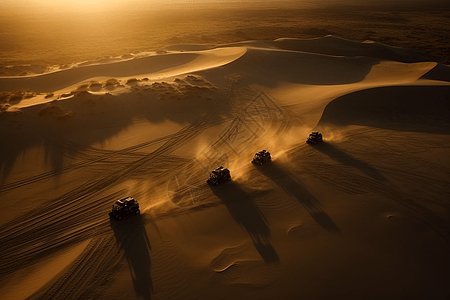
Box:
(273, 35, 438, 62)
(0, 36, 449, 300)
(319, 85, 450, 133)
(0, 47, 246, 93)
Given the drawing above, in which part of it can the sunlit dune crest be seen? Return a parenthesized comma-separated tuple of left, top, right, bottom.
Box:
(1, 4, 450, 299)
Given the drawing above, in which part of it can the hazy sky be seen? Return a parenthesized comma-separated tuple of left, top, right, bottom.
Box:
(1, 0, 442, 13)
(1, 0, 299, 16)
(2, 0, 292, 11)
(1, 0, 448, 74)
(2, 0, 145, 12)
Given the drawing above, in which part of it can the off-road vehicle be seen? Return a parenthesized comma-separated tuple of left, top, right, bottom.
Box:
(109, 196, 140, 220)
(207, 166, 231, 186)
(251, 150, 272, 165)
(306, 131, 323, 144)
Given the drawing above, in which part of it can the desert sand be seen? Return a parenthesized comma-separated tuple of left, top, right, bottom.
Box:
(1, 34, 450, 300)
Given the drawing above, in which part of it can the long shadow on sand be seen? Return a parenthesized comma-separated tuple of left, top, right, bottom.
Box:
(312, 143, 387, 182)
(0, 80, 226, 186)
(111, 215, 153, 300)
(255, 162, 340, 234)
(318, 85, 450, 134)
(210, 181, 280, 264)
(204, 48, 379, 87)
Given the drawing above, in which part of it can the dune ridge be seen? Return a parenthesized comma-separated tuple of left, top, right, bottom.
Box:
(0, 47, 246, 93)
(273, 35, 437, 62)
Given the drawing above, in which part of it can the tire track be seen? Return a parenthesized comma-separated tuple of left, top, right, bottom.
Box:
(0, 115, 211, 277)
(0, 191, 121, 276)
(0, 86, 296, 298)
(0, 115, 230, 194)
(37, 235, 122, 300)
(52, 139, 148, 162)
(1, 88, 296, 294)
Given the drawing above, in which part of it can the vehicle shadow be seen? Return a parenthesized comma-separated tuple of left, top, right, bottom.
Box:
(110, 215, 153, 300)
(255, 162, 340, 234)
(210, 181, 280, 264)
(312, 143, 387, 182)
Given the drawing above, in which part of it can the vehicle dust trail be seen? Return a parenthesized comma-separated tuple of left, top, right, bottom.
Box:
(0, 116, 211, 277)
(0, 84, 269, 281)
(0, 78, 331, 296)
(156, 87, 301, 216)
(144, 94, 306, 254)
(31, 106, 274, 299)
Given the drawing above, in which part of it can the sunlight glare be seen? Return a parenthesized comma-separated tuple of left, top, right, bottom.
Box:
(7, 0, 151, 14)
